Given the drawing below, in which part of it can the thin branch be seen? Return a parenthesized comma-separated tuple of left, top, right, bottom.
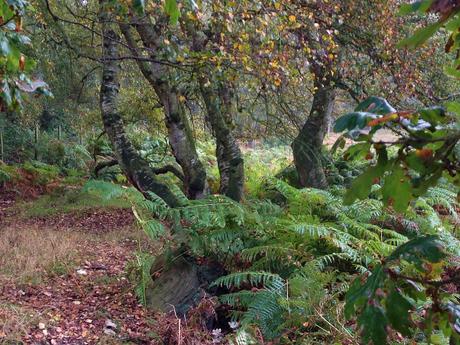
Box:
(153, 165, 185, 181)
(94, 158, 118, 177)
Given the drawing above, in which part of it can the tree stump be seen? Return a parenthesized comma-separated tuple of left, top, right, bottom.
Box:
(146, 250, 225, 317)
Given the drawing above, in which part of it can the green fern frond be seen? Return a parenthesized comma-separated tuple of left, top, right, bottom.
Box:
(0, 166, 11, 183)
(211, 271, 284, 289)
(168, 183, 189, 205)
(142, 219, 166, 240)
(364, 240, 396, 257)
(178, 195, 246, 229)
(204, 227, 248, 244)
(345, 199, 383, 222)
(313, 253, 351, 270)
(243, 290, 284, 339)
(128, 252, 154, 306)
(336, 213, 380, 241)
(220, 290, 259, 307)
(290, 223, 332, 238)
(140, 191, 171, 218)
(240, 245, 299, 263)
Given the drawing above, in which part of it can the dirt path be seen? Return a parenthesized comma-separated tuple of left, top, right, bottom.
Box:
(0, 193, 158, 345)
(1, 241, 155, 344)
(0, 190, 217, 345)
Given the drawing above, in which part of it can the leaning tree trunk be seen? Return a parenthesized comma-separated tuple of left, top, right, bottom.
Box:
(292, 81, 335, 189)
(119, 22, 208, 200)
(118, 22, 225, 317)
(200, 78, 244, 201)
(99, 7, 181, 207)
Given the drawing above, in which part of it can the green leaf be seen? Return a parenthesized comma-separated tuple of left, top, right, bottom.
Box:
(387, 235, 446, 268)
(355, 96, 395, 115)
(406, 152, 427, 174)
(386, 289, 413, 336)
(381, 165, 412, 212)
(333, 112, 377, 133)
(1, 80, 12, 107)
(345, 264, 385, 319)
(164, 0, 180, 25)
(344, 142, 372, 161)
(344, 149, 389, 204)
(398, 0, 433, 15)
(143, 219, 166, 240)
(412, 168, 443, 196)
(399, 22, 443, 49)
(445, 13, 460, 31)
(445, 101, 460, 116)
(334, 97, 396, 133)
(132, 0, 145, 14)
(358, 305, 388, 345)
(419, 106, 446, 125)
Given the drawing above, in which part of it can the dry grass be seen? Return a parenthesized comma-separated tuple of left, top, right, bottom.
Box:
(0, 303, 42, 343)
(0, 223, 151, 285)
(0, 225, 84, 284)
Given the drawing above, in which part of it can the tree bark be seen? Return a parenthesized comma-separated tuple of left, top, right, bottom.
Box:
(99, 6, 182, 207)
(184, 20, 244, 202)
(199, 78, 244, 201)
(119, 22, 208, 200)
(292, 80, 335, 189)
(291, 20, 338, 189)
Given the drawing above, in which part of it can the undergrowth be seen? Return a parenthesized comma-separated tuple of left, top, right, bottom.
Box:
(86, 172, 459, 344)
(16, 188, 131, 218)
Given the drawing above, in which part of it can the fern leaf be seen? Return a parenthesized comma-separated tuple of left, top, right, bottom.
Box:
(211, 271, 284, 289)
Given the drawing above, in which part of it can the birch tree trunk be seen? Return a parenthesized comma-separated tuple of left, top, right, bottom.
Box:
(185, 22, 244, 201)
(99, 5, 181, 207)
(199, 78, 244, 201)
(119, 21, 208, 200)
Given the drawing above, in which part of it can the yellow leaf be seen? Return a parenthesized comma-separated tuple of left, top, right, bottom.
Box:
(288, 15, 296, 23)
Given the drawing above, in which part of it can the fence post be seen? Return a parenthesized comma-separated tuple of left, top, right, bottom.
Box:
(0, 129, 4, 162)
(34, 123, 39, 160)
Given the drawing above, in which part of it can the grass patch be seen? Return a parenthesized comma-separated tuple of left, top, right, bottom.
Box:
(0, 303, 41, 343)
(0, 225, 83, 284)
(16, 187, 131, 219)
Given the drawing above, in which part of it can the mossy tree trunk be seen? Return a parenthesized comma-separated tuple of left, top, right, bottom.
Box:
(99, 5, 181, 207)
(118, 20, 230, 316)
(199, 78, 244, 201)
(292, 22, 338, 189)
(292, 79, 335, 189)
(186, 23, 244, 202)
(119, 21, 208, 200)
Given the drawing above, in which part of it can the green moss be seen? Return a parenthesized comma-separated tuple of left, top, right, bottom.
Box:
(22, 161, 60, 185)
(16, 187, 131, 218)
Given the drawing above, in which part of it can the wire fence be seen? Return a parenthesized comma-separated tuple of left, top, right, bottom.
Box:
(0, 124, 84, 163)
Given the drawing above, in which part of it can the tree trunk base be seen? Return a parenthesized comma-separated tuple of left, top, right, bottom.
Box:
(146, 251, 225, 317)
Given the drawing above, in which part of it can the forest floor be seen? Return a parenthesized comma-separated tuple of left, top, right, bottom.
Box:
(0, 187, 214, 345)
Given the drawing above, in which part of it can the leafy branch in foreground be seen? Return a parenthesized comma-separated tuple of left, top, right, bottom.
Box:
(334, 96, 459, 212)
(345, 235, 460, 345)
(0, 0, 51, 111)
